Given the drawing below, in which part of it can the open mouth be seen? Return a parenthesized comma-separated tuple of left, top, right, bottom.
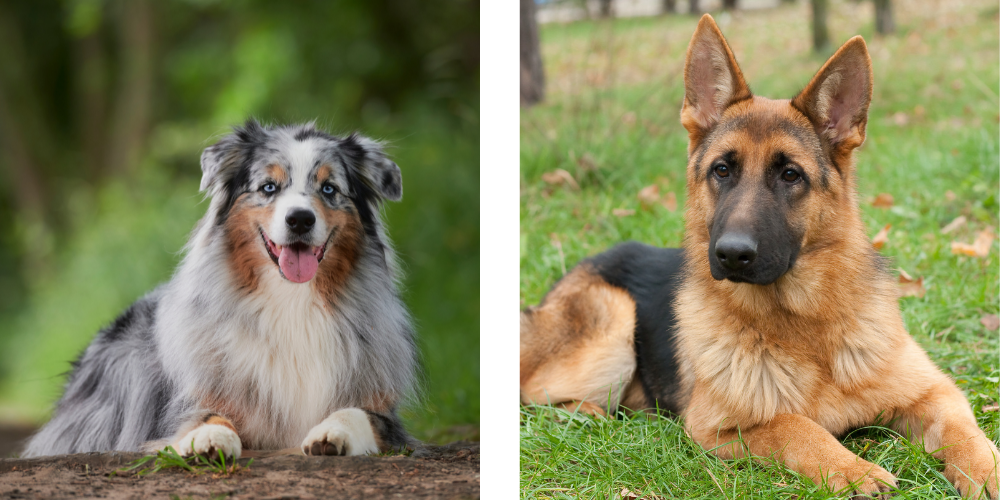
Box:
(260, 229, 327, 283)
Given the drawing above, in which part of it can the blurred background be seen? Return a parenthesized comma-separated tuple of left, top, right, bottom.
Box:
(0, 0, 479, 454)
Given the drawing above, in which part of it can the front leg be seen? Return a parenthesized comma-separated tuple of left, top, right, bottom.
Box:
(171, 414, 243, 459)
(301, 407, 408, 456)
(893, 381, 999, 499)
(689, 413, 897, 498)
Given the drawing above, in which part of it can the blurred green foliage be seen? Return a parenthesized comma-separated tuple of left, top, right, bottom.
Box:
(0, 0, 479, 441)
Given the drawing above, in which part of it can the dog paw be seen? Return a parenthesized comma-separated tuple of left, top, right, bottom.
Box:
(826, 462, 897, 499)
(949, 464, 998, 500)
(175, 424, 242, 459)
(953, 477, 997, 500)
(945, 438, 1000, 499)
(301, 408, 379, 456)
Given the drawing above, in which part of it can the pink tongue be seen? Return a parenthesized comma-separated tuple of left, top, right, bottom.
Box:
(278, 245, 319, 283)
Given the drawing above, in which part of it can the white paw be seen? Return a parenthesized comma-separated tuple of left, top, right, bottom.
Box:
(301, 408, 379, 456)
(175, 424, 242, 459)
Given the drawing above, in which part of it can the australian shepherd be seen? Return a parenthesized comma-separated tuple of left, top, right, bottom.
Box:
(23, 120, 417, 459)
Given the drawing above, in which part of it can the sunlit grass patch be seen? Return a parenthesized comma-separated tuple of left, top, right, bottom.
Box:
(521, 0, 998, 497)
(114, 445, 253, 477)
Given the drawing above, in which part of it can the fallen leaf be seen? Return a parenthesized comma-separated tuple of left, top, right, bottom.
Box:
(541, 169, 580, 190)
(940, 215, 967, 235)
(577, 152, 598, 172)
(637, 184, 660, 209)
(945, 190, 957, 201)
(872, 224, 891, 250)
(898, 268, 915, 281)
(892, 112, 909, 126)
(973, 229, 994, 254)
(612, 208, 635, 217)
(897, 268, 926, 298)
(950, 242, 978, 256)
(980, 314, 999, 331)
(662, 192, 677, 212)
(982, 403, 999, 413)
(872, 193, 894, 208)
(620, 487, 638, 499)
(951, 229, 994, 257)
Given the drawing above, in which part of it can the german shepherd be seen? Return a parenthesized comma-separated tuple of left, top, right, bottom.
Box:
(520, 15, 999, 499)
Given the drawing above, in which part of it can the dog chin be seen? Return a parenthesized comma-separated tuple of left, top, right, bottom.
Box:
(710, 267, 784, 286)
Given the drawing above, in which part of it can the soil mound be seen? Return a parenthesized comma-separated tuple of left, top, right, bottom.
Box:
(0, 441, 479, 499)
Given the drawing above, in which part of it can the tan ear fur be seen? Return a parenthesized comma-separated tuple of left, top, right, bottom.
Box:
(791, 36, 873, 159)
(681, 14, 752, 148)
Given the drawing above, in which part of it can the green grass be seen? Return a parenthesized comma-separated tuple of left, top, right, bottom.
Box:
(115, 445, 253, 477)
(520, 0, 998, 498)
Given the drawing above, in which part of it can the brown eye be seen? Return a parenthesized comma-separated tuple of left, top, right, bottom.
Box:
(714, 164, 730, 178)
(781, 169, 800, 182)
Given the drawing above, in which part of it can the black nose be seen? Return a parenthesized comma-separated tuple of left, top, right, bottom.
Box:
(715, 233, 758, 271)
(285, 209, 316, 235)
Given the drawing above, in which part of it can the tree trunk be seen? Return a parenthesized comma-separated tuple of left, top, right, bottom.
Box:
(74, 30, 109, 181)
(689, 0, 701, 15)
(106, 0, 153, 177)
(663, 0, 677, 13)
(0, 83, 53, 278)
(723, 0, 737, 10)
(874, 0, 895, 34)
(0, 90, 47, 223)
(520, 0, 545, 107)
(811, 0, 830, 52)
(598, 0, 613, 18)
(0, 4, 52, 222)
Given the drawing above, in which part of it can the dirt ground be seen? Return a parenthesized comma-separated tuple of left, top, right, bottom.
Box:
(0, 441, 479, 499)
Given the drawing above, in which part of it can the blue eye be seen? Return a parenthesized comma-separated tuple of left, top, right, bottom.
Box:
(262, 182, 277, 194)
(322, 184, 335, 195)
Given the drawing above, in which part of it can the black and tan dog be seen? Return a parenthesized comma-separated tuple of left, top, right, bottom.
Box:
(520, 15, 999, 499)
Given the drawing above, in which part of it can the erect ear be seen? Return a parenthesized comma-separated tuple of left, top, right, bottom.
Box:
(791, 36, 873, 153)
(199, 119, 266, 195)
(199, 137, 238, 194)
(345, 134, 402, 202)
(681, 14, 752, 145)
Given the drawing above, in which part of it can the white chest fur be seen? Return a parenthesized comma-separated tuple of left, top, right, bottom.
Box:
(158, 261, 347, 449)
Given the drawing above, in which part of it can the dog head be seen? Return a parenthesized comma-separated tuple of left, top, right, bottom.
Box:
(680, 15, 872, 285)
(199, 120, 401, 288)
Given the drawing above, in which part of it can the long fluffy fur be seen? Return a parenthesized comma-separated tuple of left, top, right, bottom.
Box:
(24, 120, 416, 456)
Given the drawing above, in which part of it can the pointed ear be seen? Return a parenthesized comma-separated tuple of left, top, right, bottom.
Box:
(199, 138, 237, 193)
(346, 134, 402, 202)
(681, 14, 752, 144)
(791, 36, 873, 153)
(199, 119, 266, 194)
